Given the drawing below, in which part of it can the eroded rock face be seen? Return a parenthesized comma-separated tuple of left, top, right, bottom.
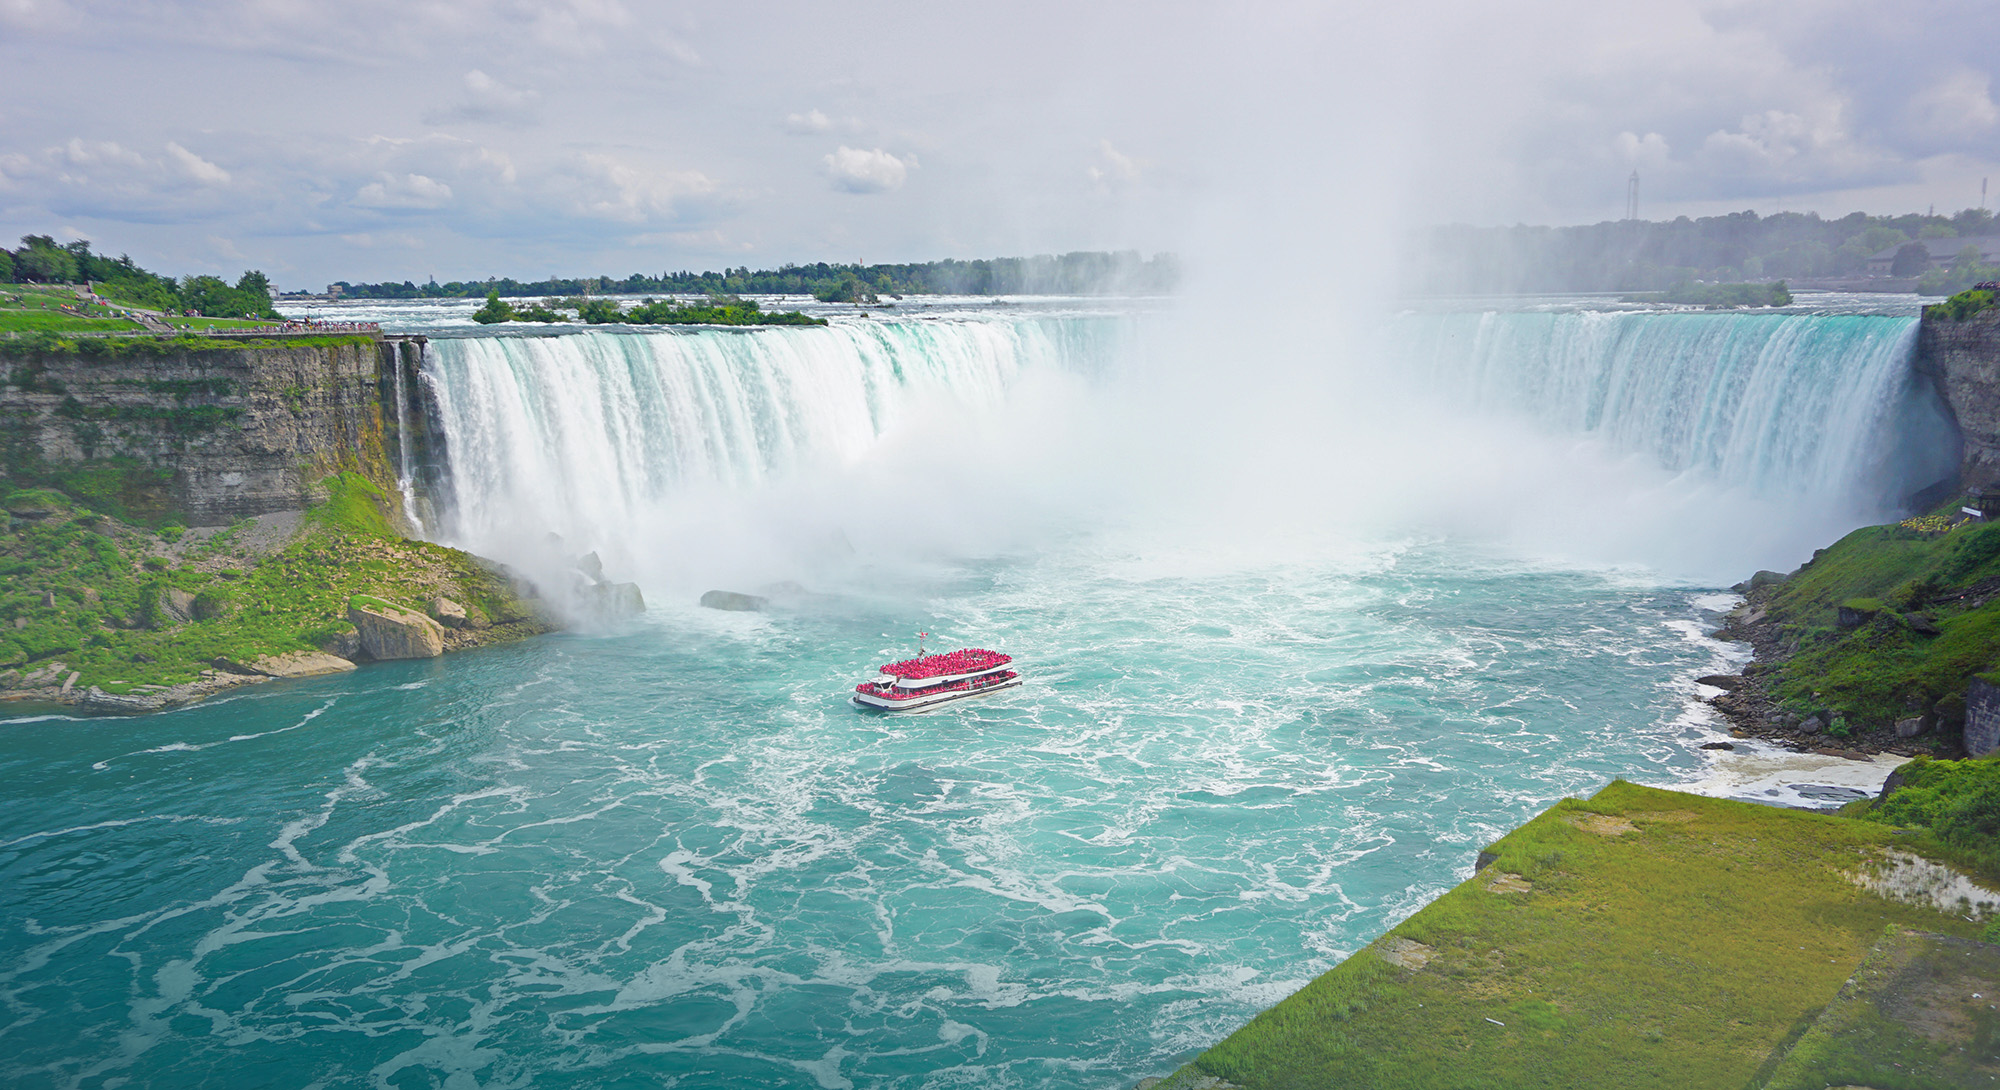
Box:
(1965, 677, 2000, 757)
(249, 651, 358, 678)
(347, 598, 445, 660)
(1914, 307, 1999, 492)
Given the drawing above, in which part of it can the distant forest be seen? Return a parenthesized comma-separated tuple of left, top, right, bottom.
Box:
(1417, 207, 1997, 294)
(330, 250, 1181, 302)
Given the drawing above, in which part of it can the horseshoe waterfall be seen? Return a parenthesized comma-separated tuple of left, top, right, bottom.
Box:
(0, 301, 1959, 1090)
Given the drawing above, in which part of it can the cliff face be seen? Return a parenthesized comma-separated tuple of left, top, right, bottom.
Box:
(1915, 306, 2000, 494)
(1, 335, 434, 526)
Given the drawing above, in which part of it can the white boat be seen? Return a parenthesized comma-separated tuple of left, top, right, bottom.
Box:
(851, 648, 1020, 712)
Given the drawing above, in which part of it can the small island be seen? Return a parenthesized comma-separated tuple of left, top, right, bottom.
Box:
(470, 290, 826, 327)
(1621, 279, 1793, 307)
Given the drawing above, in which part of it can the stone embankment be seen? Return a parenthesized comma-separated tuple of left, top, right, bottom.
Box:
(1915, 303, 2000, 493)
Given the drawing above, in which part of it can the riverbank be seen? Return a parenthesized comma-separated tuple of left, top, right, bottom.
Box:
(1150, 779, 2000, 1089)
(0, 475, 596, 714)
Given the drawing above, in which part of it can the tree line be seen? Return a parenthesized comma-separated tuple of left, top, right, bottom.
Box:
(1416, 207, 1998, 295)
(0, 235, 280, 320)
(332, 250, 1181, 302)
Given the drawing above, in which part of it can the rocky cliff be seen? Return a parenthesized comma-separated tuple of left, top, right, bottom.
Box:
(0, 333, 436, 527)
(1914, 305, 2000, 494)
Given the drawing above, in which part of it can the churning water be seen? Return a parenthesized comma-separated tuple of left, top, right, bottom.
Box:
(0, 298, 1951, 1089)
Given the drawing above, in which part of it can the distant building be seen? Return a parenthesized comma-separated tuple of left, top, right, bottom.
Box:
(325, 284, 345, 298)
(1866, 236, 2000, 275)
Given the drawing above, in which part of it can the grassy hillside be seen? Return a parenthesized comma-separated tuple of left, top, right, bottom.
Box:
(1166, 781, 1996, 1090)
(1746, 512, 2000, 739)
(0, 474, 548, 700)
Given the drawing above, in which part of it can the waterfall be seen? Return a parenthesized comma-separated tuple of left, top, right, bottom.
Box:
(1390, 309, 1957, 510)
(387, 341, 423, 532)
(419, 319, 1116, 570)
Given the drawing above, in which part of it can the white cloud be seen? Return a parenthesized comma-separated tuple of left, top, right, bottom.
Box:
(1086, 139, 1145, 193)
(784, 109, 832, 134)
(1906, 69, 1999, 142)
(354, 172, 455, 209)
(554, 153, 717, 223)
(821, 146, 909, 194)
(1613, 131, 1671, 170)
(426, 69, 543, 126)
(165, 142, 230, 184)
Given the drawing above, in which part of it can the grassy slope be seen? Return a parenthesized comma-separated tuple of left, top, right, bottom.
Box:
(0, 474, 538, 694)
(1757, 516, 2000, 732)
(1182, 781, 1991, 1090)
(0, 284, 144, 333)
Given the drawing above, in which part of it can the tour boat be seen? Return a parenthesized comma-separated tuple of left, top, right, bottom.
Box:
(852, 647, 1021, 712)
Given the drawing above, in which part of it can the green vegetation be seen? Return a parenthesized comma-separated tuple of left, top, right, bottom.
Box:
(1421, 206, 1995, 294)
(0, 284, 146, 334)
(473, 293, 827, 327)
(1917, 245, 2000, 298)
(1863, 755, 2000, 878)
(1623, 279, 1792, 307)
(326, 249, 1181, 301)
(1925, 286, 1997, 322)
(1177, 781, 1991, 1090)
(1749, 515, 2000, 738)
(3, 234, 281, 325)
(0, 475, 530, 695)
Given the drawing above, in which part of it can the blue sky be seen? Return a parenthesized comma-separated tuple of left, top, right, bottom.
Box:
(1, 0, 1994, 289)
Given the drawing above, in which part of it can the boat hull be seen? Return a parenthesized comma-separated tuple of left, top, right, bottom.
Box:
(851, 677, 1022, 712)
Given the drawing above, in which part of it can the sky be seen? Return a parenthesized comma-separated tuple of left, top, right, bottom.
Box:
(0, 0, 1995, 289)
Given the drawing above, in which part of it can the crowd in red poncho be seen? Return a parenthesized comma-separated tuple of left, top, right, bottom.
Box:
(880, 648, 1011, 680)
(856, 671, 1018, 700)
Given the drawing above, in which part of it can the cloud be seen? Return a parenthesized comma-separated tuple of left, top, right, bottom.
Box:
(1906, 69, 1999, 142)
(1086, 139, 1145, 194)
(1613, 131, 1671, 170)
(821, 146, 910, 194)
(784, 109, 832, 134)
(425, 69, 543, 126)
(552, 152, 719, 223)
(165, 142, 230, 184)
(354, 171, 455, 209)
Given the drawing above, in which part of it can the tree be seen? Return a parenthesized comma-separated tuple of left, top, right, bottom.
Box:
(14, 236, 78, 283)
(0, 248, 13, 283)
(470, 290, 515, 324)
(1890, 242, 1933, 277)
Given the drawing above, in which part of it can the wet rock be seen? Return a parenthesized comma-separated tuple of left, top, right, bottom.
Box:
(1966, 677, 2000, 757)
(700, 589, 767, 612)
(1475, 849, 1499, 871)
(1894, 716, 1926, 738)
(588, 582, 645, 616)
(1696, 674, 1745, 691)
(319, 623, 361, 659)
(576, 551, 605, 581)
(429, 596, 468, 628)
(347, 597, 445, 660)
(1700, 741, 1736, 750)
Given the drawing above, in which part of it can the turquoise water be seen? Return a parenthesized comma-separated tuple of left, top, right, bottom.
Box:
(0, 539, 1734, 1089)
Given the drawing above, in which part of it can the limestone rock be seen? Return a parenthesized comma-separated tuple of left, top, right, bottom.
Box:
(162, 587, 195, 624)
(429, 596, 468, 628)
(319, 623, 362, 659)
(576, 551, 605, 581)
(1894, 716, 1926, 738)
(248, 651, 357, 678)
(700, 589, 767, 612)
(347, 598, 445, 660)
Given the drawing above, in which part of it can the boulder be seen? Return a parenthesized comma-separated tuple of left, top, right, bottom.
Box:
(163, 588, 196, 624)
(576, 551, 605, 581)
(1696, 674, 1744, 691)
(590, 582, 646, 616)
(1894, 716, 1926, 738)
(700, 589, 767, 612)
(1699, 741, 1736, 750)
(347, 597, 445, 660)
(248, 651, 357, 678)
(429, 596, 469, 629)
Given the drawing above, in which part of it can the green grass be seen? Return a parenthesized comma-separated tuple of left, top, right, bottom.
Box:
(0, 285, 145, 333)
(1752, 517, 2000, 734)
(1181, 781, 1991, 1090)
(0, 477, 539, 693)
